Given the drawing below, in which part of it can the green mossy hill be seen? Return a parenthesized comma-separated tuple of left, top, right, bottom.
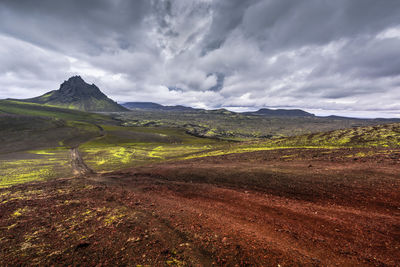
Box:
(264, 123, 400, 148)
(0, 100, 117, 153)
(16, 76, 127, 112)
(0, 100, 112, 123)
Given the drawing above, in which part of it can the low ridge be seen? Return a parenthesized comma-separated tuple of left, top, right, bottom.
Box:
(122, 102, 198, 112)
(244, 108, 315, 117)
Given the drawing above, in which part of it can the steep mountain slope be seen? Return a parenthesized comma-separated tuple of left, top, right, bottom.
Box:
(19, 76, 127, 112)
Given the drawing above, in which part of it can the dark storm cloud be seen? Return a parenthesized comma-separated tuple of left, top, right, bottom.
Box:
(332, 37, 400, 78)
(200, 0, 257, 55)
(242, 0, 400, 49)
(0, 0, 150, 54)
(200, 0, 400, 54)
(0, 0, 400, 117)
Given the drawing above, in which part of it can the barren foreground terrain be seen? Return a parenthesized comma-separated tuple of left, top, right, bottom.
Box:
(1, 148, 399, 266)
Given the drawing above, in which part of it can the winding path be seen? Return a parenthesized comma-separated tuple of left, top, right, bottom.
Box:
(69, 124, 105, 176)
(70, 147, 94, 176)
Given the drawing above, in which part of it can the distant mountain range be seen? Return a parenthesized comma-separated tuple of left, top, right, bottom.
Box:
(122, 102, 199, 112)
(4, 75, 333, 117)
(12, 76, 127, 112)
(122, 102, 314, 117)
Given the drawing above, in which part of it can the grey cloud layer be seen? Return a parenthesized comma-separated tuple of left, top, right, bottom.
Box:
(0, 0, 400, 117)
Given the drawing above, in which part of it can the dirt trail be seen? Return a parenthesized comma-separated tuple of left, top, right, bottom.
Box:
(70, 147, 94, 176)
(69, 124, 104, 176)
(94, 124, 105, 136)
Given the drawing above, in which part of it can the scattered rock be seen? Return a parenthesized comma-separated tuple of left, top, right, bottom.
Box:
(75, 242, 90, 251)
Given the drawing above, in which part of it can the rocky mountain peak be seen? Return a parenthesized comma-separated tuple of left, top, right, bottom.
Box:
(18, 75, 127, 112)
(59, 76, 105, 99)
(64, 75, 86, 85)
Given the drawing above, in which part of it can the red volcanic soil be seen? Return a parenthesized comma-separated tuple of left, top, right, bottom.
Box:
(1, 148, 399, 266)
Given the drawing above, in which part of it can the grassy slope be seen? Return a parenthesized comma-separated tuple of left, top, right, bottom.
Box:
(0, 100, 226, 186)
(262, 123, 400, 148)
(81, 122, 400, 172)
(0, 100, 114, 187)
(0, 100, 111, 123)
(180, 123, 400, 159)
(0, 100, 115, 152)
(117, 110, 399, 140)
(1, 99, 399, 188)
(80, 125, 225, 172)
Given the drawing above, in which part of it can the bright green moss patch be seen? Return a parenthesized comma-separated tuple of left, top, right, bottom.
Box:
(166, 258, 185, 266)
(196, 123, 400, 155)
(0, 189, 47, 205)
(29, 150, 56, 155)
(345, 151, 376, 158)
(11, 207, 30, 217)
(104, 211, 126, 226)
(80, 125, 227, 171)
(28, 147, 67, 155)
(0, 149, 72, 188)
(0, 167, 52, 188)
(0, 191, 11, 197)
(148, 146, 164, 158)
(82, 142, 230, 171)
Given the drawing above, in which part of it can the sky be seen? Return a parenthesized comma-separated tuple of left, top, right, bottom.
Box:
(0, 0, 400, 118)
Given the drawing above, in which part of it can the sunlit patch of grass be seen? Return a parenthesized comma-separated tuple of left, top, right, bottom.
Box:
(182, 145, 297, 160)
(29, 150, 56, 155)
(166, 258, 185, 266)
(114, 147, 131, 164)
(0, 149, 71, 188)
(345, 151, 376, 158)
(63, 200, 81, 205)
(0, 167, 52, 188)
(96, 158, 106, 165)
(281, 154, 295, 159)
(11, 207, 30, 217)
(0, 189, 44, 204)
(82, 142, 230, 171)
(258, 123, 400, 148)
(7, 223, 18, 230)
(0, 191, 11, 197)
(80, 126, 228, 171)
(104, 211, 126, 226)
(148, 146, 164, 159)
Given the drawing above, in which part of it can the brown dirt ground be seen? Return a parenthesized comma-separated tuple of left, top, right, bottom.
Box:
(0, 148, 399, 266)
